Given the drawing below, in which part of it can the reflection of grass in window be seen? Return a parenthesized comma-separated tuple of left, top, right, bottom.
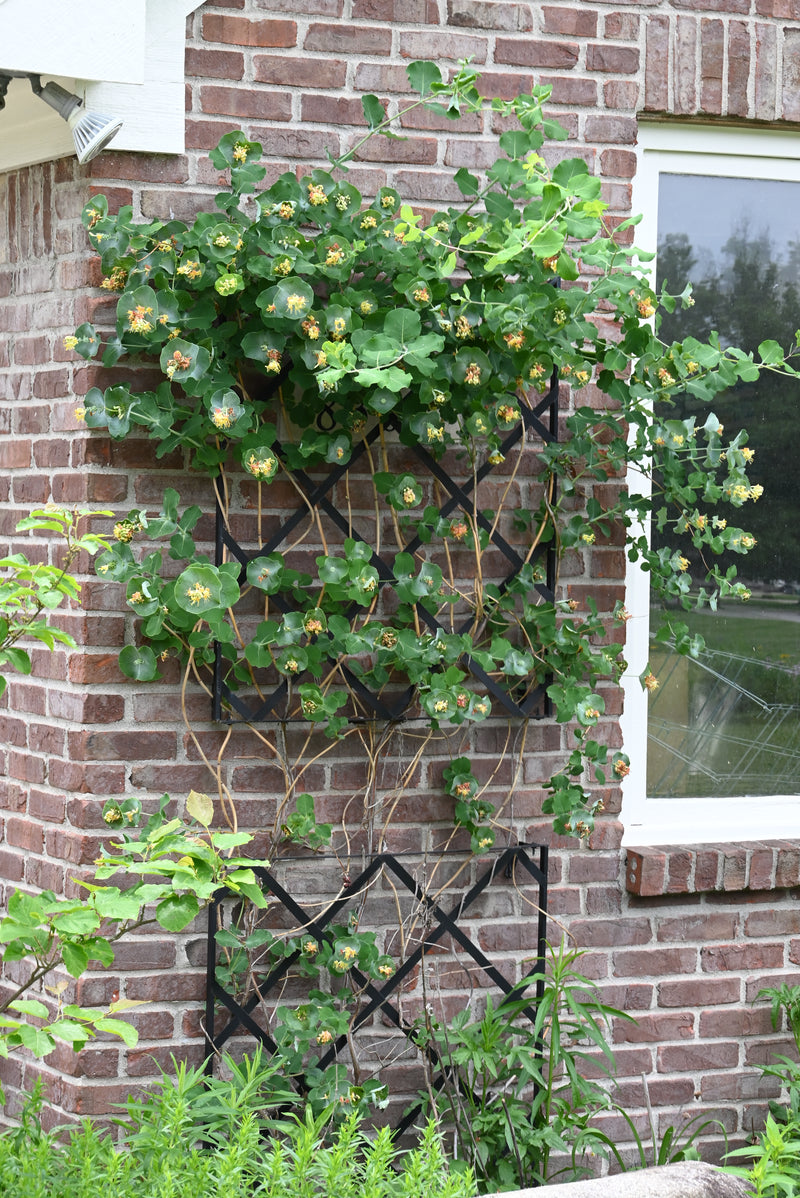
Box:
(648, 603, 800, 798)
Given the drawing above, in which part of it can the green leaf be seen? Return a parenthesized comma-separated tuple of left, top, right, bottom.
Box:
(406, 60, 443, 96)
(118, 644, 159, 681)
(92, 1017, 139, 1048)
(9, 999, 49, 1019)
(385, 309, 421, 343)
(453, 167, 480, 196)
(758, 339, 784, 365)
(361, 93, 385, 130)
(155, 893, 200, 932)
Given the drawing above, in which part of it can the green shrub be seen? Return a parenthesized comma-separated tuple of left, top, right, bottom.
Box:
(0, 1072, 475, 1198)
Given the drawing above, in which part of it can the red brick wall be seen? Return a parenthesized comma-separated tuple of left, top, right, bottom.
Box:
(2, 0, 800, 1157)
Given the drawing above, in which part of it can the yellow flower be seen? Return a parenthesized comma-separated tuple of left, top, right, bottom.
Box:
(317, 1029, 333, 1044)
(211, 406, 235, 430)
(232, 142, 249, 163)
(402, 486, 417, 505)
(127, 305, 154, 334)
(463, 362, 481, 385)
(308, 182, 327, 206)
(246, 454, 276, 480)
(677, 556, 690, 572)
(286, 293, 309, 314)
(186, 582, 212, 606)
(433, 699, 449, 713)
(581, 532, 595, 545)
(63, 335, 79, 351)
(643, 672, 659, 693)
(378, 963, 394, 977)
(74, 406, 86, 421)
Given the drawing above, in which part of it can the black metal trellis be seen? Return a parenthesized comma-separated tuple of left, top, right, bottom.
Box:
(213, 371, 560, 724)
(204, 844, 548, 1136)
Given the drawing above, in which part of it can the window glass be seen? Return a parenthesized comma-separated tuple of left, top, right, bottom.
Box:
(647, 172, 800, 800)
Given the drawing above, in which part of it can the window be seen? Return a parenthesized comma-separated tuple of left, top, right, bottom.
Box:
(621, 124, 800, 846)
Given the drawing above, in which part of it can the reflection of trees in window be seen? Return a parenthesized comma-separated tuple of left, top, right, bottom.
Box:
(656, 223, 800, 588)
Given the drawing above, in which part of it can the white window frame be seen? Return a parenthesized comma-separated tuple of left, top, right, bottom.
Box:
(620, 121, 800, 846)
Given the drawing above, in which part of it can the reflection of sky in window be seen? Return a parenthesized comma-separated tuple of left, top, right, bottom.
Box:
(657, 173, 800, 272)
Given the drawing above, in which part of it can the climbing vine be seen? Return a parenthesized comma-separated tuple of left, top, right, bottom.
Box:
(65, 59, 795, 842)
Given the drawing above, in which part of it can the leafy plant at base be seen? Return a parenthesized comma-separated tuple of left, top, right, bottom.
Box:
(65, 58, 798, 842)
(413, 939, 630, 1190)
(0, 1072, 475, 1198)
(0, 791, 268, 1093)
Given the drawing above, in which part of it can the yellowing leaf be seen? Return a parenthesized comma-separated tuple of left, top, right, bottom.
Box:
(186, 790, 214, 827)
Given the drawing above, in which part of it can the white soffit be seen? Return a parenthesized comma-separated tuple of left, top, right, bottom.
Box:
(0, 0, 146, 83)
(0, 0, 204, 172)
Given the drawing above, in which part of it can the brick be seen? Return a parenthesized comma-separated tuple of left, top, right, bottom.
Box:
(0, 439, 32, 468)
(745, 907, 800, 937)
(604, 12, 638, 38)
(674, 14, 697, 113)
(541, 5, 598, 36)
(700, 18, 725, 115)
(496, 37, 578, 69)
(614, 1012, 694, 1044)
(5, 817, 44, 854)
(568, 917, 652, 947)
(613, 948, 696, 977)
(783, 30, 800, 121)
(625, 848, 665, 896)
(541, 75, 598, 106)
(447, 0, 532, 30)
(200, 86, 292, 121)
(89, 155, 190, 184)
(604, 79, 640, 109)
(657, 913, 737, 943)
(68, 729, 176, 763)
(657, 1042, 739, 1073)
(584, 115, 637, 144)
(701, 943, 784, 973)
(776, 845, 800, 888)
(304, 22, 392, 54)
(694, 849, 721, 892)
(586, 44, 639, 73)
(727, 20, 750, 118)
(185, 48, 245, 80)
(600, 148, 637, 178)
(253, 55, 347, 89)
(203, 14, 297, 46)
(644, 14, 669, 111)
(658, 977, 741, 1007)
(354, 0, 437, 18)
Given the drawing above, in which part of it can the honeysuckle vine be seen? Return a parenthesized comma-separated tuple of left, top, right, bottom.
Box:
(65, 59, 799, 840)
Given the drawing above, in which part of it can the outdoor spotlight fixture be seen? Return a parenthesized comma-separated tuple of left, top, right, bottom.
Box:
(0, 70, 123, 163)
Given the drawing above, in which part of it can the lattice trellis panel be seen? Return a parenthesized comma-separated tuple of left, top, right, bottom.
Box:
(213, 374, 559, 724)
(204, 844, 548, 1136)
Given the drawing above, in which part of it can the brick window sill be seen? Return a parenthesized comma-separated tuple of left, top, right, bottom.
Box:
(625, 842, 800, 896)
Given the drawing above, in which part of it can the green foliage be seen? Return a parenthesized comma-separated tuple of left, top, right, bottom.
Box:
(0, 1071, 474, 1198)
(759, 984, 800, 1060)
(0, 507, 110, 697)
(0, 792, 268, 1089)
(64, 60, 800, 842)
(414, 940, 631, 1190)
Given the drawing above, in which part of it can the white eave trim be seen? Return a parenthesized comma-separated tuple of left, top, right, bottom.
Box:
(0, 0, 204, 172)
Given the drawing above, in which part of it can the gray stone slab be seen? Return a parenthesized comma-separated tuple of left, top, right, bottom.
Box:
(495, 1162, 750, 1198)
